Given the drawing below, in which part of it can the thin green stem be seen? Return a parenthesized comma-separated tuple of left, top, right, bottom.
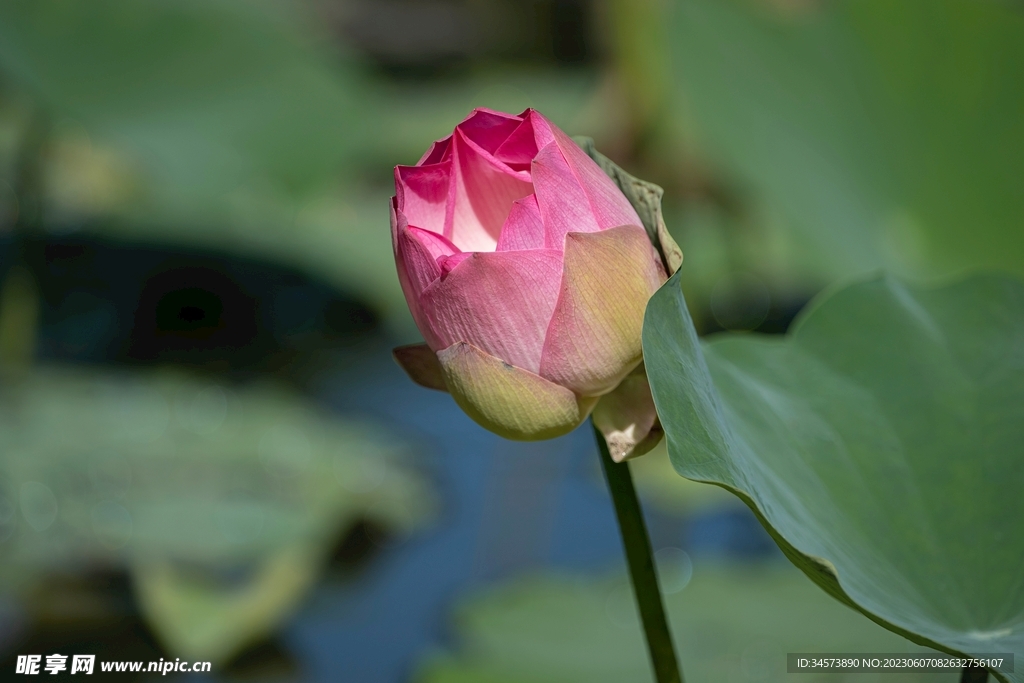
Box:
(960, 666, 988, 683)
(593, 419, 683, 683)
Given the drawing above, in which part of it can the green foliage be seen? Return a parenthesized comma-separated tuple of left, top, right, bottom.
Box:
(667, 0, 1024, 282)
(643, 272, 1024, 682)
(418, 562, 949, 683)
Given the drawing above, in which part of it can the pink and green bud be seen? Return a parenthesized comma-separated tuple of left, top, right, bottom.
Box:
(391, 108, 672, 445)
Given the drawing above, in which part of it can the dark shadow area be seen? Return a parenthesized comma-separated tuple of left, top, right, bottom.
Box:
(0, 232, 381, 386)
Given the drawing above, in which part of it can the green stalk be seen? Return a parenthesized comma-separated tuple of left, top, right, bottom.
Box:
(593, 419, 683, 683)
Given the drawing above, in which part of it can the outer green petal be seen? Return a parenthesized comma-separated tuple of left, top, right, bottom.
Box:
(540, 224, 667, 396)
(574, 136, 683, 275)
(438, 341, 597, 440)
(393, 343, 448, 392)
(592, 364, 663, 462)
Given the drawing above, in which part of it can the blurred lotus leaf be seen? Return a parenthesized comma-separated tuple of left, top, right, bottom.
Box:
(0, 0, 367, 207)
(418, 562, 944, 683)
(666, 0, 1024, 283)
(0, 365, 436, 664)
(132, 547, 320, 668)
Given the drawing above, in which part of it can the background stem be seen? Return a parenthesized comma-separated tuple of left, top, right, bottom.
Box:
(0, 105, 47, 376)
(960, 666, 988, 683)
(593, 420, 683, 683)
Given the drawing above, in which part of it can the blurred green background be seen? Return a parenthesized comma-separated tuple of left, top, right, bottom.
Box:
(0, 0, 1019, 680)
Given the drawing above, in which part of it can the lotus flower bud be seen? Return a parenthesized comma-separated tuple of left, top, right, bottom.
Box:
(391, 108, 679, 444)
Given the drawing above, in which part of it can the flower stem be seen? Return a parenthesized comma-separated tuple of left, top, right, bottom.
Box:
(592, 419, 683, 683)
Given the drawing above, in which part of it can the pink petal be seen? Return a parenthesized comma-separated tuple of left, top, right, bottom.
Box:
(551, 125, 641, 231)
(438, 251, 473, 278)
(495, 195, 546, 251)
(409, 224, 459, 262)
(494, 110, 556, 170)
(392, 201, 458, 350)
(420, 249, 564, 374)
(392, 202, 434, 345)
(532, 141, 600, 249)
(395, 161, 451, 235)
(448, 130, 533, 252)
(455, 108, 523, 154)
(540, 225, 667, 396)
(391, 196, 402, 246)
(418, 135, 453, 165)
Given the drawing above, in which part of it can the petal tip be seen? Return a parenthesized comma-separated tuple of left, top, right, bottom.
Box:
(393, 343, 449, 392)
